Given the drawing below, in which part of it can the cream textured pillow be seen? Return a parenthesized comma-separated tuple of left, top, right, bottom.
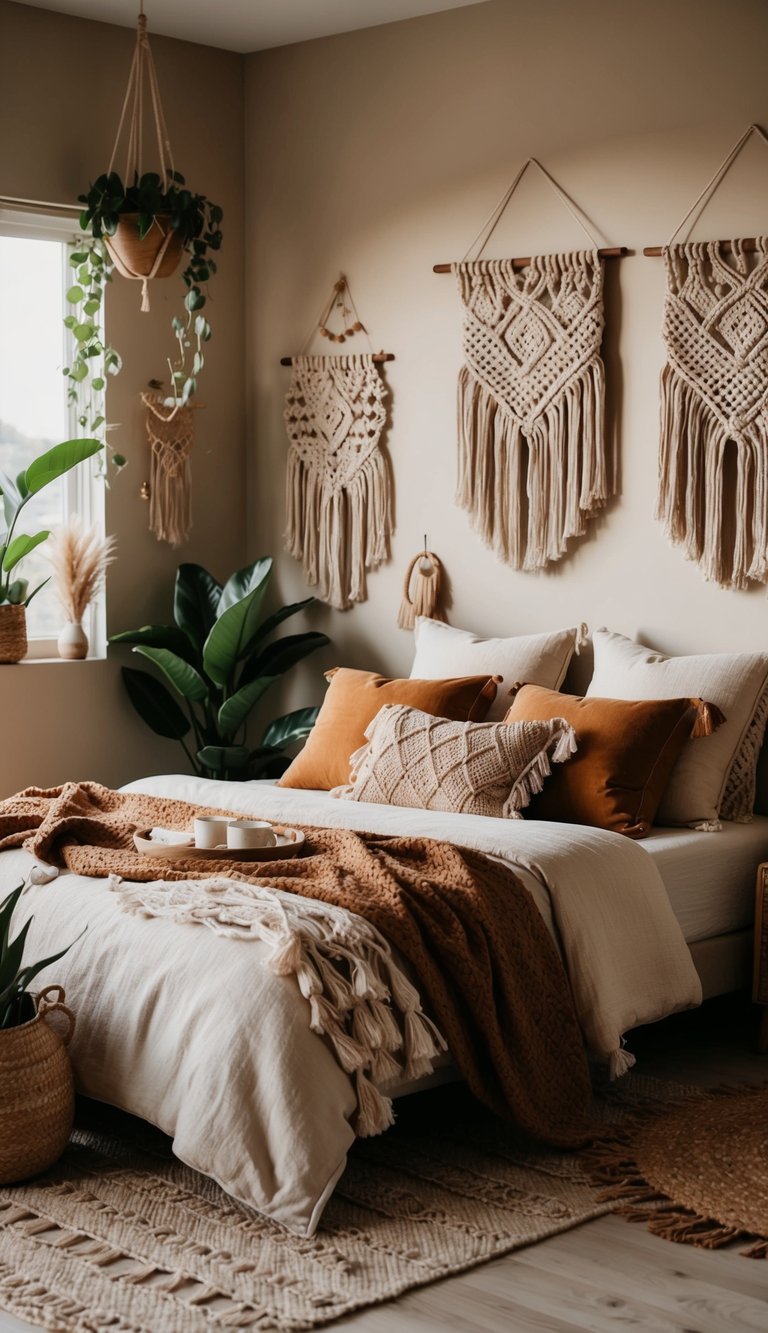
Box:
(331, 703, 577, 819)
(410, 618, 583, 722)
(587, 629, 768, 828)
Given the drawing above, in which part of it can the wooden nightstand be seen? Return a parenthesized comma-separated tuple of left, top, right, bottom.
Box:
(754, 864, 768, 1053)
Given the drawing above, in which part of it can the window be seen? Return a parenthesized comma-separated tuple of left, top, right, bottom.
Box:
(0, 208, 106, 658)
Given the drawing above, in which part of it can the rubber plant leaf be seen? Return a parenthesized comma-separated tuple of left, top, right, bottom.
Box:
(174, 563, 222, 656)
(132, 646, 209, 703)
(196, 744, 251, 772)
(217, 676, 277, 738)
(24, 439, 102, 496)
(253, 597, 315, 643)
(109, 623, 196, 664)
(217, 558, 272, 618)
(121, 666, 191, 740)
(203, 576, 273, 686)
(261, 706, 321, 749)
(239, 632, 329, 688)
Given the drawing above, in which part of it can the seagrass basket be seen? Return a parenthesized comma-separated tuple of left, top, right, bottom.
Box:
(0, 985, 75, 1184)
(0, 604, 27, 664)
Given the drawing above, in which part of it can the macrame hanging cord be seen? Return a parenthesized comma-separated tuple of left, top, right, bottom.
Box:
(656, 124, 768, 588)
(454, 160, 610, 571)
(105, 3, 177, 311)
(141, 392, 195, 546)
(283, 277, 394, 612)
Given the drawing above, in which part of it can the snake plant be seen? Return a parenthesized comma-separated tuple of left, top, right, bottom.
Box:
(110, 558, 329, 780)
(0, 884, 83, 1029)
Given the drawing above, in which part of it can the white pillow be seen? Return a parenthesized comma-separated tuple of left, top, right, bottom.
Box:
(587, 629, 768, 828)
(410, 618, 582, 722)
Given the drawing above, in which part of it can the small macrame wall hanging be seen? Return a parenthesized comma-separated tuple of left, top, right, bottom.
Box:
(282, 277, 395, 611)
(397, 543, 447, 629)
(646, 124, 768, 588)
(436, 159, 627, 571)
(140, 389, 199, 546)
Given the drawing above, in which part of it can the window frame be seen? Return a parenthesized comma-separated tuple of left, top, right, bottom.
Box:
(0, 206, 107, 660)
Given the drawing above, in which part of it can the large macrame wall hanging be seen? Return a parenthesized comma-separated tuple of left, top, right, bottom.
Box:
(438, 159, 626, 571)
(141, 391, 197, 546)
(282, 277, 395, 611)
(648, 124, 768, 588)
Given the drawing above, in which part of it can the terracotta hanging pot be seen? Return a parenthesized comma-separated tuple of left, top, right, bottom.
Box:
(0, 985, 75, 1184)
(0, 604, 27, 664)
(105, 214, 184, 281)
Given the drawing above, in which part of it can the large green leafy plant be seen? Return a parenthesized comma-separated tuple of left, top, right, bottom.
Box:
(0, 884, 83, 1029)
(0, 439, 103, 607)
(111, 559, 329, 780)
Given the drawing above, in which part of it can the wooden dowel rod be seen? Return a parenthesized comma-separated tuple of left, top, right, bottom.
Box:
(280, 353, 395, 365)
(433, 246, 629, 273)
(644, 238, 763, 256)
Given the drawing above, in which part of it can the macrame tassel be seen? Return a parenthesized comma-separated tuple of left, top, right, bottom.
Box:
(142, 392, 194, 547)
(397, 550, 447, 630)
(691, 700, 726, 738)
(355, 1070, 395, 1136)
(503, 720, 578, 816)
(607, 1046, 636, 1079)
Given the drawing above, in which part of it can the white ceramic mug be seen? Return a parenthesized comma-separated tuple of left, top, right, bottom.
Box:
(194, 815, 230, 849)
(227, 819, 277, 850)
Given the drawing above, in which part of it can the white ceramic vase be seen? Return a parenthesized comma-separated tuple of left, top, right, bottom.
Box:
(57, 621, 88, 660)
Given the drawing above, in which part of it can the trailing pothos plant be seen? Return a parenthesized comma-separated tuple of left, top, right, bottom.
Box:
(0, 883, 84, 1029)
(64, 238, 125, 475)
(110, 559, 329, 780)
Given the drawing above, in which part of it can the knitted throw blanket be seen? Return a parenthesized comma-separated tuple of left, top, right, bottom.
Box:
(455, 253, 608, 570)
(284, 353, 393, 611)
(657, 239, 768, 588)
(0, 782, 592, 1147)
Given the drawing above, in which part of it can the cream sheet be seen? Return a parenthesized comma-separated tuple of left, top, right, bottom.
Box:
(0, 774, 701, 1236)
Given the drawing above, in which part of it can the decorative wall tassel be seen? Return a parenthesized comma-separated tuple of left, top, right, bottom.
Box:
(141, 391, 195, 547)
(397, 548, 447, 629)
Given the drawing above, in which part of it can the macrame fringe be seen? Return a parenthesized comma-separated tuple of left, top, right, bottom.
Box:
(109, 874, 447, 1136)
(502, 720, 578, 818)
(143, 393, 194, 547)
(398, 550, 446, 630)
(457, 360, 608, 570)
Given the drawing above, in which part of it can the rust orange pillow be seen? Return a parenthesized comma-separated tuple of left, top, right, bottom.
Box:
(279, 668, 499, 791)
(504, 683, 719, 838)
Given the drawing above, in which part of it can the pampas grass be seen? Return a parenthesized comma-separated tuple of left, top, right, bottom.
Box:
(47, 518, 116, 624)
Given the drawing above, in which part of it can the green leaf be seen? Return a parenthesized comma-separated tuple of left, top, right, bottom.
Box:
(74, 323, 94, 343)
(196, 744, 251, 774)
(217, 676, 277, 738)
(254, 597, 315, 643)
(25, 439, 102, 495)
(218, 558, 272, 617)
(261, 706, 320, 749)
(2, 531, 49, 573)
(66, 285, 84, 304)
(0, 884, 25, 977)
(203, 561, 273, 686)
(185, 288, 205, 313)
(242, 632, 329, 685)
(132, 646, 208, 702)
(174, 563, 222, 655)
(91, 377, 105, 391)
(109, 623, 197, 662)
(11, 926, 86, 996)
(121, 667, 191, 740)
(69, 251, 87, 265)
(83, 299, 101, 316)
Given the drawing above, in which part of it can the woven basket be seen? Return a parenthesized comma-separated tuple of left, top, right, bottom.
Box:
(0, 604, 27, 664)
(106, 214, 183, 280)
(0, 985, 75, 1184)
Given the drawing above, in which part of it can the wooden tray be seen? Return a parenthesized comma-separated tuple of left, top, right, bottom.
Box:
(133, 827, 305, 862)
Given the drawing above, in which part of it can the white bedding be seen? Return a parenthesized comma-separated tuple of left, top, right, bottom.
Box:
(640, 817, 768, 943)
(2, 774, 701, 1236)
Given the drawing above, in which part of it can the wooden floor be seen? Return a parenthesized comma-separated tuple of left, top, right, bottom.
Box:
(0, 993, 766, 1333)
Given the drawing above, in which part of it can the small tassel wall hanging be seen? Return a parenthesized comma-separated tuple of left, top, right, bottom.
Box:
(282, 276, 395, 611)
(141, 390, 197, 546)
(398, 546, 447, 629)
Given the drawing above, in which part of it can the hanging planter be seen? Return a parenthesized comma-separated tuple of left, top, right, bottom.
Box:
(73, 4, 222, 406)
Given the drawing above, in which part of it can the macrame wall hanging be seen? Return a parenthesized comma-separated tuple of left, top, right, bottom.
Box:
(397, 542, 447, 629)
(282, 277, 395, 611)
(645, 124, 768, 589)
(435, 160, 627, 571)
(140, 390, 200, 546)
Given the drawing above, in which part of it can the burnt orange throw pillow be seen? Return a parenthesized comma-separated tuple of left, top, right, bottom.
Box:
(279, 668, 500, 791)
(505, 684, 719, 839)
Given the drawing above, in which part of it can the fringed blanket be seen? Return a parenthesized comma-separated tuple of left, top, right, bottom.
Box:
(0, 782, 592, 1147)
(657, 238, 768, 588)
(455, 253, 609, 570)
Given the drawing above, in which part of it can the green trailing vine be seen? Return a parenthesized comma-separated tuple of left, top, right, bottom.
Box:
(63, 238, 125, 474)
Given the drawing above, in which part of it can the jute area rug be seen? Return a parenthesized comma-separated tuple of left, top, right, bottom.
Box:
(0, 1077, 764, 1331)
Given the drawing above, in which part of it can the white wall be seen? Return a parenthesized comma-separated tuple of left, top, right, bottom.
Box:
(244, 0, 768, 714)
(0, 1, 246, 793)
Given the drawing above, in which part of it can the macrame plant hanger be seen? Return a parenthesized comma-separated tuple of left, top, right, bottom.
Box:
(105, 2, 180, 312)
(281, 276, 395, 611)
(645, 124, 768, 588)
(435, 160, 626, 571)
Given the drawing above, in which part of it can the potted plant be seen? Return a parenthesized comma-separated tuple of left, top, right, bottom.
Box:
(110, 558, 329, 780)
(0, 883, 82, 1184)
(76, 171, 221, 408)
(0, 438, 103, 663)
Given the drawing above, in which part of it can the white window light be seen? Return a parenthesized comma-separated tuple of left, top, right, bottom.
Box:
(0, 207, 108, 660)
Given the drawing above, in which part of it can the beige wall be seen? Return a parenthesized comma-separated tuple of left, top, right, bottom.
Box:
(0, 0, 245, 793)
(244, 0, 768, 718)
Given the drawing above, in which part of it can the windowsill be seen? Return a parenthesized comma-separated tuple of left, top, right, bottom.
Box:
(11, 652, 108, 665)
